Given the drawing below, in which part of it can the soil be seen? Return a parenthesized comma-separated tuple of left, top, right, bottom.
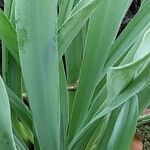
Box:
(132, 135, 143, 150)
(137, 109, 150, 150)
(118, 0, 141, 35)
(0, 0, 3, 10)
(137, 124, 150, 150)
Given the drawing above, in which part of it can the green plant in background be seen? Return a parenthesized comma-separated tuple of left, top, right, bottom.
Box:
(0, 0, 150, 149)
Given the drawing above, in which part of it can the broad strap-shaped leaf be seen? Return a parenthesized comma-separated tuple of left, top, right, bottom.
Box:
(58, 0, 75, 27)
(6, 85, 32, 130)
(59, 61, 69, 150)
(94, 108, 121, 150)
(97, 61, 138, 149)
(68, 0, 132, 141)
(0, 8, 19, 65)
(86, 27, 150, 123)
(69, 0, 98, 16)
(84, 85, 107, 124)
(66, 29, 84, 115)
(100, 1, 150, 81)
(105, 96, 138, 150)
(13, 132, 29, 150)
(15, 0, 60, 149)
(3, 0, 24, 143)
(85, 116, 108, 150)
(69, 62, 150, 148)
(141, 0, 149, 7)
(58, 0, 103, 58)
(0, 76, 16, 150)
(96, 85, 138, 150)
(95, 29, 150, 149)
(138, 84, 150, 114)
(107, 28, 150, 101)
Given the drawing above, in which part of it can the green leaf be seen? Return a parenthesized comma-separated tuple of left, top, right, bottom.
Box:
(15, 0, 60, 149)
(138, 85, 150, 114)
(88, 27, 150, 127)
(66, 29, 84, 115)
(2, 0, 21, 96)
(68, 0, 132, 141)
(0, 8, 19, 65)
(85, 116, 108, 150)
(58, 0, 103, 58)
(107, 28, 150, 101)
(100, 2, 150, 81)
(6, 85, 32, 130)
(69, 61, 150, 148)
(13, 132, 29, 150)
(95, 108, 121, 150)
(3, 2, 23, 140)
(70, 0, 97, 16)
(59, 61, 69, 150)
(58, 0, 74, 27)
(0, 76, 16, 150)
(80, 85, 107, 128)
(137, 113, 150, 127)
(106, 97, 138, 150)
(96, 96, 138, 150)
(94, 28, 150, 149)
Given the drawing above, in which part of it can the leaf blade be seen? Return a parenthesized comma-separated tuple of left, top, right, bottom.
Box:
(15, 0, 60, 149)
(0, 76, 16, 150)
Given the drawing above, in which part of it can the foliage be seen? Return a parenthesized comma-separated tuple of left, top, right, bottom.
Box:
(0, 0, 150, 149)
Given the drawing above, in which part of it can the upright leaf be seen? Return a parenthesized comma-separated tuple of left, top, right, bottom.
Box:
(68, 0, 132, 141)
(100, 2, 150, 81)
(6, 85, 32, 130)
(59, 61, 69, 150)
(58, 0, 74, 27)
(70, 58, 150, 148)
(66, 29, 84, 115)
(58, 0, 103, 58)
(105, 97, 138, 150)
(15, 0, 60, 149)
(0, 9, 19, 65)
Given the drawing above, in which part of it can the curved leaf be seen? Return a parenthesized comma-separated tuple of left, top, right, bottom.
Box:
(0, 76, 16, 150)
